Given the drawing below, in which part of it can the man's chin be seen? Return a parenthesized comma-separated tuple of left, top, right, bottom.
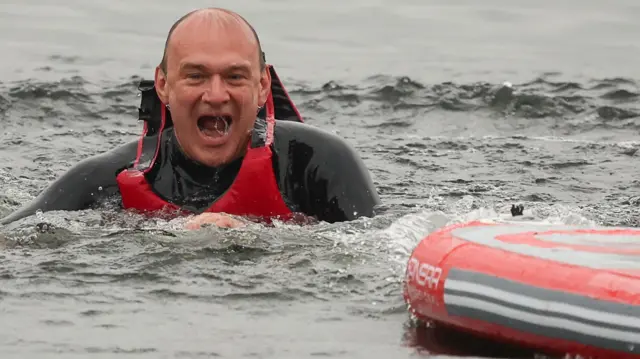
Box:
(175, 128, 231, 165)
(183, 130, 249, 167)
(193, 144, 242, 168)
(194, 151, 230, 167)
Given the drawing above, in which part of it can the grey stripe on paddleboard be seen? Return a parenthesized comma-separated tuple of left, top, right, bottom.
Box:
(447, 268, 640, 318)
(450, 224, 640, 269)
(442, 268, 640, 353)
(444, 288, 640, 333)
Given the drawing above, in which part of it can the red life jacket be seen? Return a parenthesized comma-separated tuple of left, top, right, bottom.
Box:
(115, 66, 301, 222)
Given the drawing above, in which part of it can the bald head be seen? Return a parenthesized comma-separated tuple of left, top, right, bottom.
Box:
(159, 8, 265, 74)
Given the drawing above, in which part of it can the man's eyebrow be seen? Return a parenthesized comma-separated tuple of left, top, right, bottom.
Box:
(179, 63, 208, 72)
(226, 64, 251, 72)
(178, 62, 253, 73)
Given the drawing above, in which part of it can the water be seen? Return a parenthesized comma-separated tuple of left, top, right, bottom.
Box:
(1, 0, 639, 358)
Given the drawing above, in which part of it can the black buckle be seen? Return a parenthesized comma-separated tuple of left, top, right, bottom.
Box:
(137, 80, 156, 122)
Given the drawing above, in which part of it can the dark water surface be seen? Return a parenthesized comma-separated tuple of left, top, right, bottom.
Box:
(1, 0, 639, 358)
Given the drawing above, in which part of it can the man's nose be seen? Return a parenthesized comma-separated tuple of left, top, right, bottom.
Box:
(201, 76, 230, 104)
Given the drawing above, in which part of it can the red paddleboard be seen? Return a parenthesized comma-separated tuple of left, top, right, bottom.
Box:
(402, 219, 640, 359)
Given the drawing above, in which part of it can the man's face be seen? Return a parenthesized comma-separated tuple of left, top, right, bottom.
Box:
(155, 12, 270, 167)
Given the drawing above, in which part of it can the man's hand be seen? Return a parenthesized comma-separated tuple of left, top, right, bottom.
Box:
(185, 212, 246, 230)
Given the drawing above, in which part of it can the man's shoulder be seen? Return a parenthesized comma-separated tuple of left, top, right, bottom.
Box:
(273, 119, 352, 149)
(77, 139, 140, 171)
(0, 138, 142, 225)
(270, 119, 380, 222)
(53, 138, 142, 188)
(272, 119, 366, 171)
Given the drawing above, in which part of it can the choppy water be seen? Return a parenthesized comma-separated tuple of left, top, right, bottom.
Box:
(0, 1, 639, 358)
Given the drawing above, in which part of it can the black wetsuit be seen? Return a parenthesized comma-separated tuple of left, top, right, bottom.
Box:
(0, 77, 380, 226)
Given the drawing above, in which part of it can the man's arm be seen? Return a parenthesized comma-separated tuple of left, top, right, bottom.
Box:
(0, 140, 139, 225)
(306, 132, 381, 222)
(273, 121, 381, 223)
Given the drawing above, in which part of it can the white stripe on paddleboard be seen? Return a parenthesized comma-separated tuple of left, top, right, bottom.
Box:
(451, 225, 640, 269)
(445, 279, 640, 330)
(444, 293, 640, 344)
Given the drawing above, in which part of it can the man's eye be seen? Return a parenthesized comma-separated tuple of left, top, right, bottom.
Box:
(187, 73, 203, 79)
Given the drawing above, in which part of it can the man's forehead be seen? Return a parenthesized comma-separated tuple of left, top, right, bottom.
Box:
(169, 9, 257, 49)
(160, 8, 263, 73)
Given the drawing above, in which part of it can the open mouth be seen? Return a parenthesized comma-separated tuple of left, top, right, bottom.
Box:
(197, 115, 232, 138)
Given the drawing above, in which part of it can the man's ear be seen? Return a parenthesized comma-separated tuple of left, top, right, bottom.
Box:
(154, 66, 169, 105)
(258, 65, 272, 107)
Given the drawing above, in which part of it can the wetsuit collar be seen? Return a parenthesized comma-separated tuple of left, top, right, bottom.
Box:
(167, 129, 243, 184)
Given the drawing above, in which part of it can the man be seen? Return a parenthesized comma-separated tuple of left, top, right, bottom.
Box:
(0, 8, 380, 228)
